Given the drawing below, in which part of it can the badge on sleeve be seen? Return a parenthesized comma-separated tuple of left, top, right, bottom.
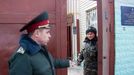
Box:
(17, 47, 25, 54)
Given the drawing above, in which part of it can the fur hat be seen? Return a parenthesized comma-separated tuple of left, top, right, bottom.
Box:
(86, 26, 97, 34)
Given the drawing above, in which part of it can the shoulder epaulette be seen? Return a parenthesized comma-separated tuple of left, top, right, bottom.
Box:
(17, 47, 25, 54)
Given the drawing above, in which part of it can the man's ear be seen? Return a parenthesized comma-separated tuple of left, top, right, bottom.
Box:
(33, 29, 40, 37)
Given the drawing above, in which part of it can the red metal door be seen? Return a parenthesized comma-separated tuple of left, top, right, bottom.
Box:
(97, 0, 115, 75)
(0, 0, 67, 75)
(0, 24, 22, 75)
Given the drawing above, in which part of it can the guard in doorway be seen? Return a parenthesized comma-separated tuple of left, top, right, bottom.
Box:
(77, 26, 98, 75)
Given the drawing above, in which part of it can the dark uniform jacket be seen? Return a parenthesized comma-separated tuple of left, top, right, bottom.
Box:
(77, 38, 97, 75)
(8, 34, 70, 75)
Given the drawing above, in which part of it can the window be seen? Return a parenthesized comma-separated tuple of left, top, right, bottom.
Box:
(86, 8, 97, 28)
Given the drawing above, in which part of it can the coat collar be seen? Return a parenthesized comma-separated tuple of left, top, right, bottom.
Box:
(19, 34, 41, 55)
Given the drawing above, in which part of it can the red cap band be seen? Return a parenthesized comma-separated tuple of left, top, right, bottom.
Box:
(27, 20, 49, 33)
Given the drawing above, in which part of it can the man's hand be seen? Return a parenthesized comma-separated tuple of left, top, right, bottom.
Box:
(69, 60, 77, 67)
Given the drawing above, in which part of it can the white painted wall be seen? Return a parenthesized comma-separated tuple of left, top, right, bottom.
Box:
(114, 0, 134, 75)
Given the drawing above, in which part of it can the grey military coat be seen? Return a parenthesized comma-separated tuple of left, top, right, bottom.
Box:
(8, 34, 70, 75)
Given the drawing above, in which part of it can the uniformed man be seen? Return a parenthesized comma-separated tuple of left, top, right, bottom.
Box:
(77, 26, 98, 75)
(8, 11, 71, 75)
